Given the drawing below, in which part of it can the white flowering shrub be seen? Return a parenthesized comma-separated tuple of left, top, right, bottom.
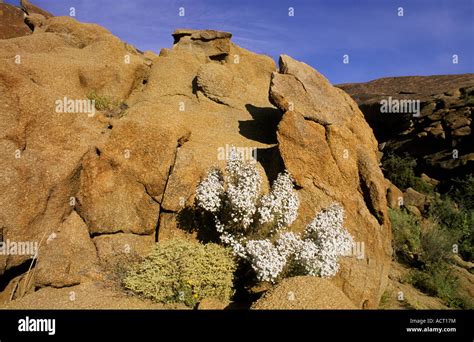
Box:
(195, 169, 224, 213)
(254, 204, 353, 281)
(258, 171, 300, 232)
(276, 231, 304, 258)
(196, 147, 297, 237)
(224, 153, 262, 230)
(300, 204, 354, 277)
(245, 240, 287, 283)
(195, 147, 354, 283)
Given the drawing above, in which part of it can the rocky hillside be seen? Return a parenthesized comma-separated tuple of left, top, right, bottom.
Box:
(339, 75, 474, 310)
(0, 2, 394, 309)
(338, 74, 474, 182)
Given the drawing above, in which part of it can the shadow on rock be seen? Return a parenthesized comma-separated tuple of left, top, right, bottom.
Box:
(176, 205, 220, 244)
(238, 104, 282, 144)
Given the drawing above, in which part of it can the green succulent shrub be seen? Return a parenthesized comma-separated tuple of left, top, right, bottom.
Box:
(123, 238, 236, 307)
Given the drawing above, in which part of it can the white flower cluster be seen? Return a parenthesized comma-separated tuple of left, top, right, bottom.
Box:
(225, 148, 262, 229)
(258, 171, 300, 231)
(196, 146, 296, 235)
(245, 240, 287, 282)
(301, 204, 354, 277)
(251, 204, 353, 281)
(195, 148, 353, 283)
(276, 231, 303, 258)
(195, 168, 224, 213)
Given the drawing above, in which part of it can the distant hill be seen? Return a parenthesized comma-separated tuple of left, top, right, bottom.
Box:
(338, 74, 474, 181)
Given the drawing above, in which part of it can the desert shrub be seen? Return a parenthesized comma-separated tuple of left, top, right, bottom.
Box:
(409, 267, 453, 297)
(283, 205, 354, 278)
(429, 197, 469, 232)
(390, 208, 471, 308)
(87, 90, 128, 118)
(382, 153, 433, 193)
(429, 196, 474, 261)
(196, 156, 299, 240)
(419, 220, 454, 266)
(413, 178, 435, 194)
(409, 265, 471, 309)
(382, 153, 416, 189)
(451, 174, 474, 211)
(123, 238, 236, 307)
(388, 208, 421, 264)
(195, 147, 353, 283)
(449, 177, 474, 261)
(389, 207, 456, 266)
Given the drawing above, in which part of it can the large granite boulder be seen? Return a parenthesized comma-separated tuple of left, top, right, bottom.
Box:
(270, 56, 392, 308)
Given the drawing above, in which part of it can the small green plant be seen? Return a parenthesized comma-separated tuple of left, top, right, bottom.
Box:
(123, 238, 236, 307)
(389, 208, 421, 265)
(87, 90, 128, 118)
(379, 290, 392, 308)
(412, 178, 434, 194)
(382, 153, 433, 193)
(408, 267, 451, 297)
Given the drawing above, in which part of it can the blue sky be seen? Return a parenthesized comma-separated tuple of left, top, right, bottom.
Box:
(6, 0, 474, 84)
